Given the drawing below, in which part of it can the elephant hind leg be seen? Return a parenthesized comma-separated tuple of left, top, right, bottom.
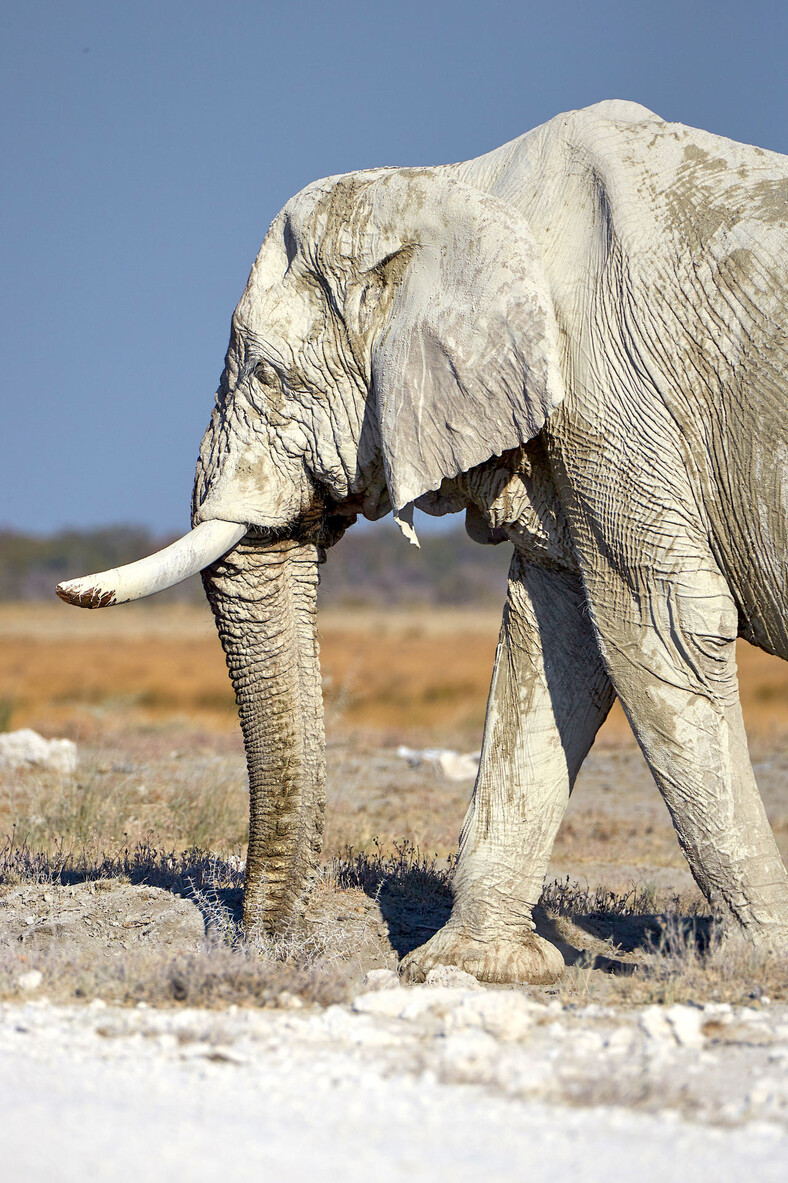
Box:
(589, 561, 788, 946)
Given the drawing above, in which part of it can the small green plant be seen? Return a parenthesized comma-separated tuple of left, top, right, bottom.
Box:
(0, 697, 16, 732)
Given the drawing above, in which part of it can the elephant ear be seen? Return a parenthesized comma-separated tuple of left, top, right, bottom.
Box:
(360, 172, 565, 535)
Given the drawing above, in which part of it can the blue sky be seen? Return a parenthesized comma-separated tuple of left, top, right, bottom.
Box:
(3, 0, 788, 534)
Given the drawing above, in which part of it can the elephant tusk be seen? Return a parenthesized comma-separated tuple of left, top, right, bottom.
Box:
(55, 519, 247, 608)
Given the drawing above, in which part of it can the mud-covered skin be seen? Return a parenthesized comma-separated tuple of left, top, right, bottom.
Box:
(191, 101, 788, 972)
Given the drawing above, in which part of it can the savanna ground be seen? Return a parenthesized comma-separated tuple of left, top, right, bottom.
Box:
(3, 599, 788, 1178)
(1, 598, 787, 1008)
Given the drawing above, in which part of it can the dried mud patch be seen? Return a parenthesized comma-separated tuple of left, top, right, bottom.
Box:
(0, 880, 205, 956)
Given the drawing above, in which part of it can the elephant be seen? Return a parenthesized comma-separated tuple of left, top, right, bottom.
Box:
(59, 99, 788, 984)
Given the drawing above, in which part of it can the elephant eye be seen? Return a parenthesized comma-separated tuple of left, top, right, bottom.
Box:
(252, 361, 279, 388)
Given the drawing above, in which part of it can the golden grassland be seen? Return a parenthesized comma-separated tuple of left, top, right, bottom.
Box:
(4, 600, 788, 745)
(2, 598, 787, 876)
(0, 602, 507, 741)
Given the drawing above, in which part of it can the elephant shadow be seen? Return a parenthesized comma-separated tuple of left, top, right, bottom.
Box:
(50, 857, 712, 981)
(540, 907, 714, 975)
(371, 872, 455, 959)
(363, 868, 713, 974)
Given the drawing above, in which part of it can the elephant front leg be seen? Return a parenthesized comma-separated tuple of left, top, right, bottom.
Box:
(400, 556, 615, 984)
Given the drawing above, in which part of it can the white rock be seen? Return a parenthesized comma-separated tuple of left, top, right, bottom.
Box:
(0, 729, 77, 775)
(437, 992, 537, 1041)
(424, 965, 484, 991)
(435, 751, 481, 781)
(639, 1005, 674, 1042)
(664, 1004, 705, 1048)
(639, 1004, 706, 1047)
(17, 971, 43, 992)
(353, 985, 488, 1021)
(361, 968, 399, 992)
(352, 986, 452, 1019)
(353, 985, 537, 1041)
(396, 746, 480, 781)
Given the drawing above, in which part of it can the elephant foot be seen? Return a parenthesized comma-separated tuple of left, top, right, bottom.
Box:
(399, 923, 565, 986)
(720, 918, 788, 957)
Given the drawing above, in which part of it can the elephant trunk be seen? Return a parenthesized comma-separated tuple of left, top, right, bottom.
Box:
(202, 534, 325, 932)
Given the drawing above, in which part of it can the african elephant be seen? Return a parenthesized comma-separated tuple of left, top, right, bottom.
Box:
(59, 100, 788, 983)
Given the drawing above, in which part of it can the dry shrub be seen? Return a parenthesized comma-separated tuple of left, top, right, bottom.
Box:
(540, 876, 699, 920)
(329, 839, 454, 901)
(626, 914, 788, 1006)
(0, 830, 244, 895)
(0, 939, 351, 1010)
(0, 836, 357, 1007)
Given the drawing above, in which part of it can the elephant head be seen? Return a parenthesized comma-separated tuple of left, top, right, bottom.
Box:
(58, 166, 566, 932)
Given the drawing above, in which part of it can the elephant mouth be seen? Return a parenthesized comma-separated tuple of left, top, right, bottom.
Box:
(240, 511, 350, 558)
(251, 483, 363, 546)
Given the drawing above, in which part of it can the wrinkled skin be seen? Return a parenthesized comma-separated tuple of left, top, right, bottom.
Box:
(194, 100, 788, 978)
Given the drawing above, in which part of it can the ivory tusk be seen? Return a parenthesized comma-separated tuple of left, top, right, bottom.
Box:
(56, 519, 247, 608)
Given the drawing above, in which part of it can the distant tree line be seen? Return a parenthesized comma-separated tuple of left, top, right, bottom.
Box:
(0, 526, 178, 601)
(0, 521, 513, 607)
(321, 522, 512, 606)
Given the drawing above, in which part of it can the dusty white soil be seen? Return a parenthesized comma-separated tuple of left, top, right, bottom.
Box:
(0, 880, 205, 954)
(2, 977, 787, 1181)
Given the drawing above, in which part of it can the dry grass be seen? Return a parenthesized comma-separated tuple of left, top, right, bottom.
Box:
(542, 878, 788, 1006)
(0, 931, 353, 1010)
(0, 755, 249, 855)
(0, 603, 506, 743)
(0, 828, 785, 1009)
(1, 601, 788, 1007)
